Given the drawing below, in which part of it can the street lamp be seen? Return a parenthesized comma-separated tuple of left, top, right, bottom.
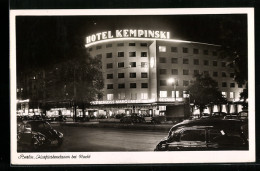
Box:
(168, 78, 176, 101)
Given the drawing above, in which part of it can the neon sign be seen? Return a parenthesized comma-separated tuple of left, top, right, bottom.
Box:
(90, 99, 156, 105)
(86, 29, 170, 44)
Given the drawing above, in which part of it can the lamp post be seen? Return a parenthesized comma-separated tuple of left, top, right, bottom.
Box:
(168, 78, 176, 102)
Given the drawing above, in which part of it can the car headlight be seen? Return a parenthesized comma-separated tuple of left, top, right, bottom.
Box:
(37, 135, 45, 141)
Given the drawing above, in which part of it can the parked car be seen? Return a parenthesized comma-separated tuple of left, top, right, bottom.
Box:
(224, 114, 239, 120)
(151, 116, 166, 124)
(17, 120, 63, 150)
(211, 112, 227, 119)
(238, 111, 248, 121)
(120, 114, 145, 123)
(154, 119, 248, 151)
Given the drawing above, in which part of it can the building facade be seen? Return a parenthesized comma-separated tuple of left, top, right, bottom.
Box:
(85, 34, 245, 119)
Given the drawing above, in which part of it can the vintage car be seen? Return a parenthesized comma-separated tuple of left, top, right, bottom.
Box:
(17, 120, 63, 150)
(154, 119, 248, 151)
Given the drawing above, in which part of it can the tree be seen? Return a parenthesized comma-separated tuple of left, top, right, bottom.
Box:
(187, 74, 227, 117)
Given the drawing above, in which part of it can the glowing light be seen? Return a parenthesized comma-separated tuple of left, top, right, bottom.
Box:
(167, 78, 175, 84)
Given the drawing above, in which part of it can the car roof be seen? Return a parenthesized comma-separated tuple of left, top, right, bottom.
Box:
(22, 120, 47, 124)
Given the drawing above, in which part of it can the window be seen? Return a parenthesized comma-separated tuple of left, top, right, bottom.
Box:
(230, 92, 235, 99)
(172, 91, 180, 98)
(194, 70, 199, 76)
(204, 71, 209, 76)
(193, 59, 199, 65)
(96, 54, 102, 59)
(118, 93, 125, 100)
(213, 72, 218, 77)
(230, 83, 235, 88)
(131, 93, 137, 99)
(181, 130, 206, 142)
(160, 91, 167, 97)
(183, 47, 188, 53)
(183, 69, 189, 75)
(221, 62, 226, 67)
(129, 52, 136, 57)
(183, 58, 189, 64)
(159, 57, 166, 63)
(183, 80, 189, 86)
(160, 80, 167, 86)
(159, 46, 166, 52)
(141, 72, 148, 78)
(96, 45, 102, 50)
(222, 72, 227, 77)
(106, 44, 112, 48)
(141, 93, 148, 100)
(106, 53, 112, 58)
(204, 60, 209, 66)
(193, 48, 199, 54)
(140, 43, 147, 47)
(222, 82, 227, 87)
(171, 47, 178, 52)
(141, 83, 148, 88)
(129, 62, 136, 68)
(130, 83, 136, 88)
(212, 51, 218, 56)
(118, 83, 125, 89)
(118, 73, 124, 78)
(107, 63, 113, 69)
(230, 73, 235, 78)
(107, 94, 114, 100)
(117, 43, 124, 47)
(118, 52, 124, 57)
(171, 69, 178, 75)
(222, 92, 227, 98)
(107, 74, 113, 79)
(118, 62, 124, 68)
(141, 52, 147, 57)
(141, 62, 148, 68)
(129, 43, 135, 46)
(183, 91, 189, 98)
(203, 50, 209, 55)
(171, 58, 178, 64)
(213, 61, 218, 66)
(159, 69, 167, 75)
(107, 84, 113, 89)
(130, 72, 136, 78)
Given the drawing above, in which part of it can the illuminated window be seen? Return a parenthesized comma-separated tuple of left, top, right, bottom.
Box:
(96, 45, 102, 50)
(129, 52, 136, 57)
(230, 92, 235, 99)
(183, 69, 189, 75)
(203, 50, 209, 55)
(106, 63, 113, 69)
(141, 83, 148, 88)
(107, 84, 113, 89)
(141, 93, 148, 100)
(183, 58, 189, 64)
(107, 94, 114, 100)
(230, 83, 235, 88)
(172, 91, 180, 98)
(193, 48, 199, 54)
(118, 62, 124, 68)
(171, 69, 178, 75)
(141, 62, 148, 68)
(204, 60, 209, 66)
(160, 80, 167, 86)
(171, 47, 178, 52)
(107, 74, 113, 79)
(222, 82, 227, 87)
(118, 73, 124, 78)
(159, 46, 166, 52)
(118, 93, 125, 100)
(129, 62, 136, 67)
(193, 59, 199, 65)
(118, 52, 124, 57)
(130, 83, 136, 88)
(117, 43, 124, 46)
(160, 91, 167, 97)
(159, 57, 166, 63)
(183, 47, 188, 53)
(183, 91, 189, 98)
(159, 69, 167, 75)
(130, 72, 136, 78)
(213, 61, 218, 66)
(106, 44, 112, 48)
(141, 72, 148, 78)
(171, 58, 178, 64)
(222, 92, 227, 98)
(106, 53, 112, 58)
(141, 52, 147, 57)
(129, 43, 135, 46)
(118, 83, 125, 89)
(140, 43, 147, 47)
(222, 72, 227, 77)
(183, 80, 189, 86)
(213, 72, 218, 77)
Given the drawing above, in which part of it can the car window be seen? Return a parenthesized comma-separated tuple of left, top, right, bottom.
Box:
(180, 129, 206, 142)
(210, 129, 245, 145)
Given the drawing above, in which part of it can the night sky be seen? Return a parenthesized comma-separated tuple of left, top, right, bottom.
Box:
(16, 14, 247, 72)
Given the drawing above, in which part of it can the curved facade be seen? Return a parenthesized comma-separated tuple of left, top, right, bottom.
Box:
(86, 38, 244, 117)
